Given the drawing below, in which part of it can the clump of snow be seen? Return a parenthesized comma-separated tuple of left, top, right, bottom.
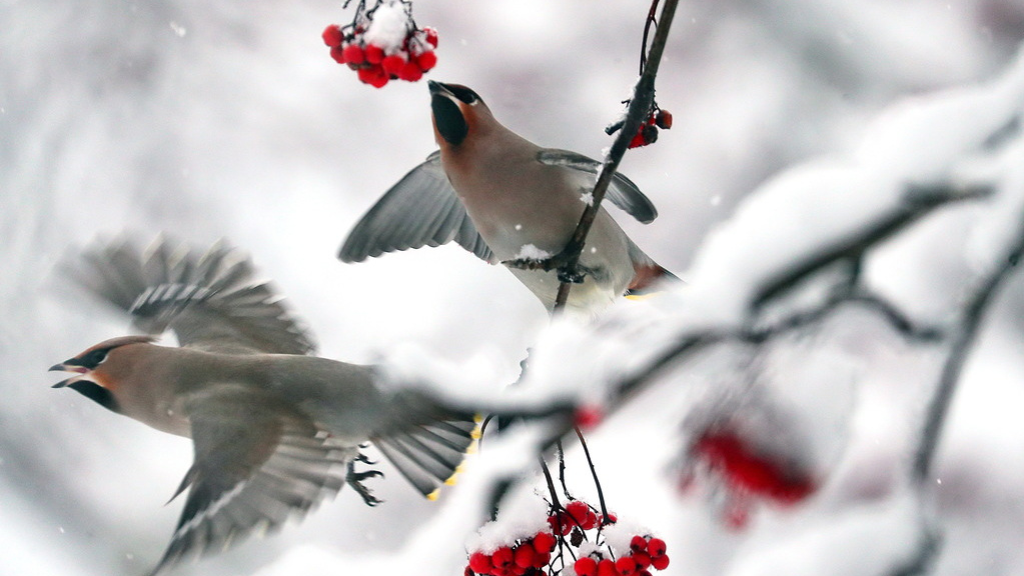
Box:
(580, 192, 594, 206)
(513, 244, 553, 261)
(363, 1, 411, 51)
(465, 494, 550, 553)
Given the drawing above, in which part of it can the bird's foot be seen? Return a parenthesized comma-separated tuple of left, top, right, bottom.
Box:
(501, 252, 589, 285)
(347, 459, 384, 506)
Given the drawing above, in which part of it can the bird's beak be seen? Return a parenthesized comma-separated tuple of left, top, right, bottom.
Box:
(428, 80, 450, 96)
(49, 362, 87, 388)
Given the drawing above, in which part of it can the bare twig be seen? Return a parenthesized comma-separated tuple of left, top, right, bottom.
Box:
(911, 219, 1024, 484)
(550, 0, 680, 311)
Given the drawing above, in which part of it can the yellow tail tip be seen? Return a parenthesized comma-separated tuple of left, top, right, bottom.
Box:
(427, 489, 440, 501)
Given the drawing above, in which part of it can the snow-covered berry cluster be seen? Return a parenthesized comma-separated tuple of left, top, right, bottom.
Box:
(627, 109, 672, 149)
(572, 534, 670, 576)
(685, 428, 816, 529)
(322, 0, 438, 88)
(466, 531, 557, 576)
(467, 498, 670, 576)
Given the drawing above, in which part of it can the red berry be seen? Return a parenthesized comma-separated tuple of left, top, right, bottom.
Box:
(630, 536, 648, 553)
(381, 54, 407, 76)
(531, 532, 556, 554)
(573, 405, 603, 430)
(416, 50, 438, 71)
(492, 547, 514, 569)
(600, 512, 618, 525)
(464, 566, 475, 576)
(628, 132, 646, 149)
(342, 44, 365, 64)
(646, 538, 667, 559)
(597, 558, 617, 576)
(566, 501, 590, 525)
(639, 571, 653, 576)
(532, 552, 551, 569)
(655, 110, 673, 129)
(510, 564, 527, 576)
(398, 60, 423, 82)
(615, 557, 637, 576)
(329, 45, 347, 64)
(641, 124, 659, 144)
(574, 557, 599, 576)
(322, 24, 343, 47)
(365, 44, 385, 64)
(650, 555, 670, 571)
(632, 552, 652, 569)
(358, 65, 389, 88)
(547, 514, 571, 535)
(468, 552, 493, 574)
(423, 26, 439, 47)
(646, 113, 657, 125)
(513, 545, 535, 568)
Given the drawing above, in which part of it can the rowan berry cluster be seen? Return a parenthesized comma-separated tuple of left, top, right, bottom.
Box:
(466, 498, 670, 576)
(321, 0, 438, 88)
(572, 535, 670, 576)
(627, 109, 673, 149)
(605, 103, 673, 149)
(686, 428, 816, 529)
(465, 531, 557, 576)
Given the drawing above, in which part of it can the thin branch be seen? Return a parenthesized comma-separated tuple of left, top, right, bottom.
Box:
(911, 221, 1024, 484)
(550, 0, 680, 311)
(575, 426, 610, 524)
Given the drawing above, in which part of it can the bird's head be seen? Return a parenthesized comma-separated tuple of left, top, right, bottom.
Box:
(49, 334, 157, 412)
(428, 81, 492, 148)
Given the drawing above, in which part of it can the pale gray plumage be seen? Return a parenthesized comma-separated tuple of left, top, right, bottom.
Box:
(339, 81, 674, 314)
(50, 237, 478, 575)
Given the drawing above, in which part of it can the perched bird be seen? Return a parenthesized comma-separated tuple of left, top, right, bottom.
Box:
(340, 81, 675, 314)
(49, 237, 479, 575)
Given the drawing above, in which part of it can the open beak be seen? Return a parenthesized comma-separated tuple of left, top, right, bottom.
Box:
(49, 363, 87, 388)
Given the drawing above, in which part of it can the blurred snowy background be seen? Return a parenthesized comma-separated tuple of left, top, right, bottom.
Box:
(3, 0, 1024, 575)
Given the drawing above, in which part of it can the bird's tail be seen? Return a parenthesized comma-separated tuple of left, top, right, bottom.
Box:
(372, 412, 482, 501)
(625, 262, 680, 298)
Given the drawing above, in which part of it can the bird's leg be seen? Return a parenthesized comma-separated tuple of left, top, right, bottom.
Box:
(347, 458, 384, 506)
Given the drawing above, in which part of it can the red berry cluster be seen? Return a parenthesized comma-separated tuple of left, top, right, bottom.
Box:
(687, 429, 816, 530)
(321, 14, 437, 88)
(693, 430, 815, 505)
(465, 531, 557, 576)
(627, 109, 673, 149)
(573, 535, 670, 576)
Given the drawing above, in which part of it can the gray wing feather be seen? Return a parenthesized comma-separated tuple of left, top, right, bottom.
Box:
(65, 236, 317, 355)
(151, 386, 356, 575)
(339, 151, 496, 264)
(536, 148, 658, 224)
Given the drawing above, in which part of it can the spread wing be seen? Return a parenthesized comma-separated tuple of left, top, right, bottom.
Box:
(339, 151, 496, 264)
(151, 386, 356, 575)
(536, 148, 658, 224)
(65, 236, 317, 355)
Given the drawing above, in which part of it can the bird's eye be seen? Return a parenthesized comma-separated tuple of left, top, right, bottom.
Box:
(448, 85, 479, 105)
(82, 348, 109, 368)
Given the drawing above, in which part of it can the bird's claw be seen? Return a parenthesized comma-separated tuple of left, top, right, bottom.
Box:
(556, 266, 586, 284)
(347, 459, 384, 506)
(501, 254, 588, 285)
